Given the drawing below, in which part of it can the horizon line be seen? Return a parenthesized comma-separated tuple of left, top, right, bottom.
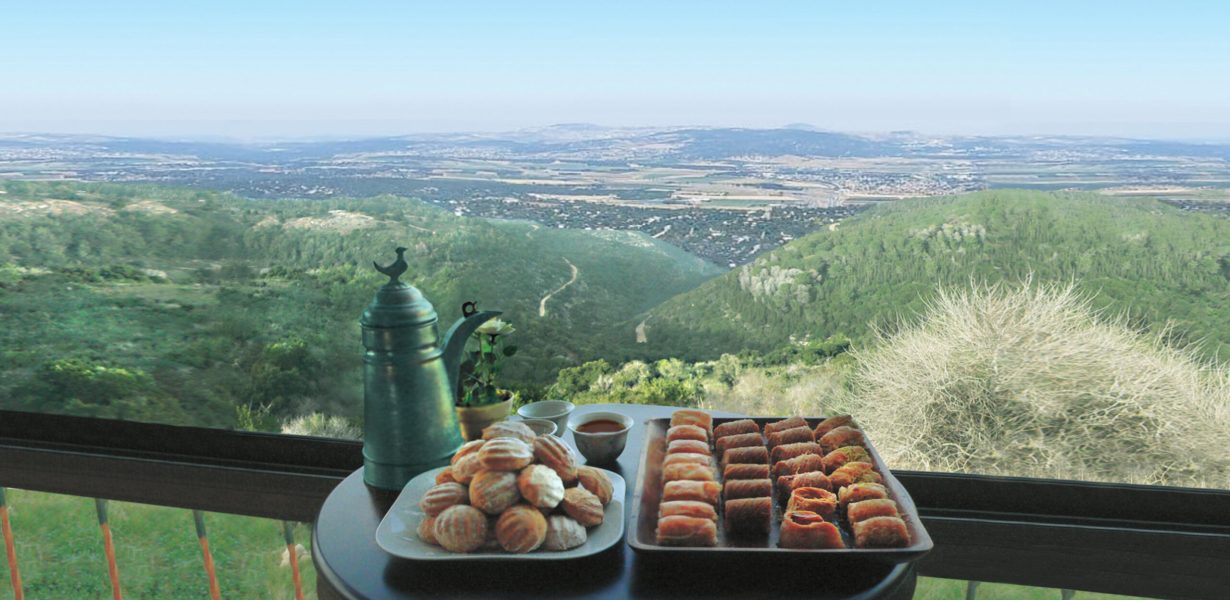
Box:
(4, 124, 1230, 146)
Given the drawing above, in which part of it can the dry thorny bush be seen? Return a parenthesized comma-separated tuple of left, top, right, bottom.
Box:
(848, 280, 1230, 488)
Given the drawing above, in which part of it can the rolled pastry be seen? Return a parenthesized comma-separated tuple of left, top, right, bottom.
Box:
(779, 511, 846, 549)
(847, 498, 899, 524)
(829, 461, 882, 488)
(667, 424, 709, 444)
(837, 482, 889, 508)
(776, 471, 832, 504)
(763, 416, 808, 436)
(713, 419, 760, 439)
(662, 480, 722, 505)
(670, 410, 713, 438)
(772, 453, 825, 479)
(771, 441, 823, 463)
(723, 463, 770, 481)
(852, 516, 911, 548)
(656, 515, 718, 547)
(668, 439, 711, 456)
(724, 496, 772, 536)
(658, 500, 718, 522)
(814, 414, 856, 437)
(664, 452, 712, 468)
(785, 486, 837, 518)
(767, 426, 814, 449)
(822, 446, 871, 474)
(723, 478, 772, 501)
(720, 445, 770, 469)
(715, 432, 764, 455)
(663, 462, 717, 483)
(819, 426, 865, 454)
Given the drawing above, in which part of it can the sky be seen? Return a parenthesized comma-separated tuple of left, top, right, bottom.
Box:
(2, 1, 1229, 140)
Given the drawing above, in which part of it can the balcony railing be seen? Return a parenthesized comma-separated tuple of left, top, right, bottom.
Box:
(2, 409, 1229, 599)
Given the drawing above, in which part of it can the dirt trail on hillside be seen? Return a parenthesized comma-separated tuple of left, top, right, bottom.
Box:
(635, 319, 648, 343)
(538, 258, 578, 317)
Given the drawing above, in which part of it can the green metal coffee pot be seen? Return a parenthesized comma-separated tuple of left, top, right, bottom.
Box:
(361, 247, 500, 490)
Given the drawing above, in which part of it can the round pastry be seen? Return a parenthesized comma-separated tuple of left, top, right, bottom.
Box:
(542, 515, 588, 551)
(517, 464, 565, 509)
(451, 439, 485, 464)
(532, 434, 579, 483)
(560, 486, 604, 527)
(433, 505, 488, 553)
(482, 420, 537, 445)
(416, 516, 438, 545)
(451, 452, 483, 484)
(418, 482, 468, 517)
(478, 438, 534, 471)
(435, 467, 456, 485)
(576, 466, 614, 506)
(469, 470, 521, 515)
(479, 517, 501, 551)
(495, 504, 548, 553)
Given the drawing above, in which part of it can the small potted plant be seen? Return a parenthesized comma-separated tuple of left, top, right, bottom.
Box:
(455, 317, 519, 440)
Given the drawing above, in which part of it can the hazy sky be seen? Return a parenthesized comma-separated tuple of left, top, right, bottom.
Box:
(3, 1, 1229, 139)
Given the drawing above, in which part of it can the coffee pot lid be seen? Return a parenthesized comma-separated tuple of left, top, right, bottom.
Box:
(361, 247, 438, 328)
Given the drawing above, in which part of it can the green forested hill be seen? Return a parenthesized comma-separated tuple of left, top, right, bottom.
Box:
(0, 181, 721, 426)
(642, 190, 1230, 360)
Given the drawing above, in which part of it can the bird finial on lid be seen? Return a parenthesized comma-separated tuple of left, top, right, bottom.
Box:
(374, 246, 409, 284)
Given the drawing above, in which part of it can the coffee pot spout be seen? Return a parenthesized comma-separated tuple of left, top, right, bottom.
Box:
(441, 302, 502, 401)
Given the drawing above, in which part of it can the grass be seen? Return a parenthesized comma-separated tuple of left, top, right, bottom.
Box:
(0, 488, 315, 599)
(914, 578, 1144, 599)
(0, 489, 1150, 599)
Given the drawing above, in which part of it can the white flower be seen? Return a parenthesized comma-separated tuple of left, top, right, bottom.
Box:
(477, 318, 515, 337)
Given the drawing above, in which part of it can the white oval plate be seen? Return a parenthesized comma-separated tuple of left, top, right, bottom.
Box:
(375, 466, 625, 560)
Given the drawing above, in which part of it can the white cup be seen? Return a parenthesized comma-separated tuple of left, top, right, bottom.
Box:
(568, 411, 633, 465)
(516, 400, 574, 436)
(510, 417, 558, 437)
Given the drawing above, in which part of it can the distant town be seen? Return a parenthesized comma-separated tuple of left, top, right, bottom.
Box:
(3, 125, 1228, 266)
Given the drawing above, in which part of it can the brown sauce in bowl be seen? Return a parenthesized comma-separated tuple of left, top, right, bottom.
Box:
(577, 419, 627, 434)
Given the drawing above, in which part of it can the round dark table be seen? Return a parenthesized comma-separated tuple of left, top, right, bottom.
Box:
(313, 404, 917, 599)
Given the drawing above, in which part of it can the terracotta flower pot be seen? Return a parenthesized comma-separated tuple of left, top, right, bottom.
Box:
(456, 398, 513, 441)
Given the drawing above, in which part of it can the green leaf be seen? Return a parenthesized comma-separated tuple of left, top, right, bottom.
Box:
(503, 345, 519, 357)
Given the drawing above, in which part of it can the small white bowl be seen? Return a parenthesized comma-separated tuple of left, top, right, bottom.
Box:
(514, 418, 558, 437)
(517, 400, 574, 435)
(569, 411, 633, 465)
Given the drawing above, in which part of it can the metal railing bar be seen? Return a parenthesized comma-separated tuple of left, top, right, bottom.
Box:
(0, 487, 23, 600)
(193, 511, 223, 600)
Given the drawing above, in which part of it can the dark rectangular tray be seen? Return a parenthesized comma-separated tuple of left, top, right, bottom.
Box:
(628, 416, 933, 564)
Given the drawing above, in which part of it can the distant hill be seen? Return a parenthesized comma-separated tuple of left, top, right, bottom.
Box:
(7, 127, 1230, 162)
(643, 128, 894, 159)
(641, 190, 1230, 361)
(0, 181, 721, 425)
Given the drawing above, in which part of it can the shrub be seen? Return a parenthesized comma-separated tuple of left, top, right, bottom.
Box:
(280, 412, 362, 439)
(848, 281, 1230, 488)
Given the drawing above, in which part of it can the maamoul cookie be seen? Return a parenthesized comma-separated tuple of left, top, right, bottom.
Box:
(482, 420, 537, 445)
(433, 505, 488, 553)
(575, 466, 614, 506)
(532, 434, 578, 483)
(469, 470, 521, 515)
(542, 515, 587, 551)
(517, 464, 565, 509)
(495, 504, 548, 553)
(478, 438, 534, 471)
(560, 486, 604, 527)
(418, 482, 469, 517)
